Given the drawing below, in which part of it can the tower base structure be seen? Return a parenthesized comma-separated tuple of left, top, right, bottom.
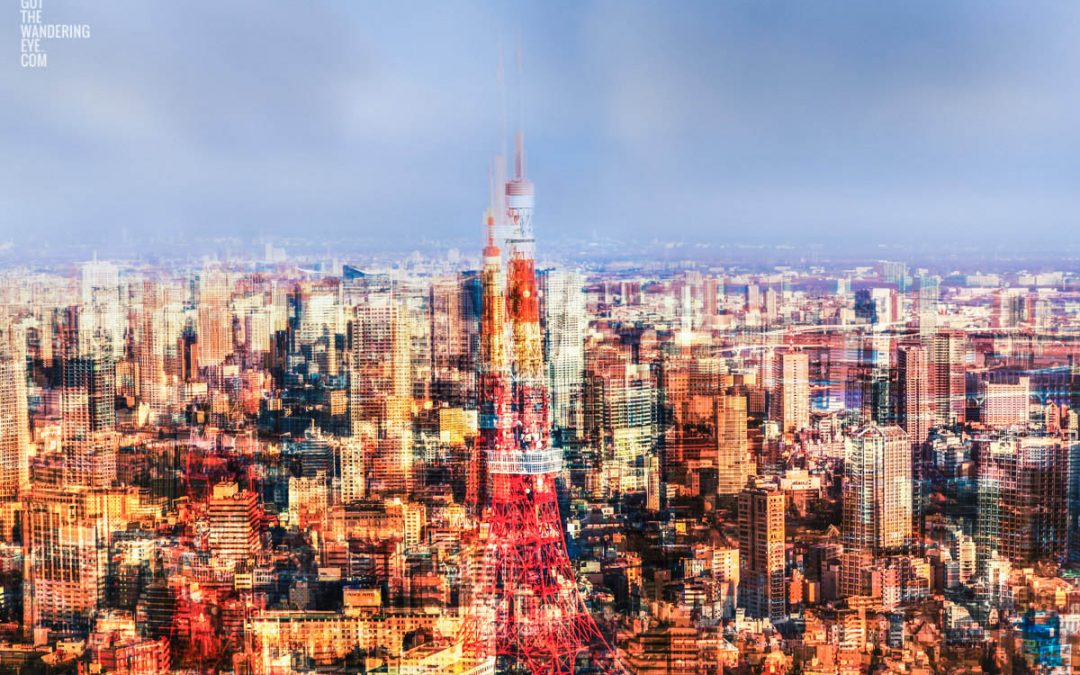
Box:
(460, 449, 619, 674)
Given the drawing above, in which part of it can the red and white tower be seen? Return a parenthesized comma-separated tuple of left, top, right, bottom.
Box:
(462, 135, 616, 674)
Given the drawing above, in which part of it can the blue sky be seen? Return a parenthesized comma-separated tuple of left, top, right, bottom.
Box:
(3, 1, 1079, 253)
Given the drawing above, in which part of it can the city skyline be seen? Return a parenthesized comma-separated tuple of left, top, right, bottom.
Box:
(5, 3, 1080, 674)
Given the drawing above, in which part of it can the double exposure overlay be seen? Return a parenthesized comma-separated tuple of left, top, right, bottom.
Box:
(5, 3, 1080, 674)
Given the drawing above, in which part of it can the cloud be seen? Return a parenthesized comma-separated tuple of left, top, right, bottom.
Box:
(1, 0, 1078, 255)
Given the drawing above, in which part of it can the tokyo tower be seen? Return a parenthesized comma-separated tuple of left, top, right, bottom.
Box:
(460, 134, 618, 674)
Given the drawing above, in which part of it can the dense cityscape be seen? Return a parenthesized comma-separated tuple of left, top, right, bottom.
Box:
(8, 1, 1080, 671)
(0, 122, 1077, 675)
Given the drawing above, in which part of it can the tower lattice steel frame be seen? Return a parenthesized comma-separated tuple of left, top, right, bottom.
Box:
(460, 135, 618, 674)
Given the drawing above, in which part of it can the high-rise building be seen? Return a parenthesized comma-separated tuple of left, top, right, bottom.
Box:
(208, 482, 260, 567)
(351, 294, 411, 429)
(430, 274, 477, 408)
(196, 268, 231, 370)
(992, 288, 1026, 329)
(23, 485, 112, 635)
(80, 260, 123, 360)
(977, 437, 1069, 567)
(979, 376, 1030, 428)
(400, 282, 433, 404)
(841, 425, 912, 597)
(897, 341, 931, 446)
(777, 351, 809, 435)
(60, 352, 115, 440)
(339, 437, 366, 504)
(295, 287, 341, 378)
(541, 269, 586, 443)
(59, 335, 118, 487)
(658, 343, 722, 488)
(601, 363, 656, 496)
(850, 333, 894, 426)
(738, 485, 786, 622)
(716, 393, 752, 496)
(351, 293, 413, 496)
(0, 326, 29, 501)
(702, 276, 722, 330)
(930, 330, 967, 426)
(915, 272, 939, 335)
(137, 279, 170, 425)
(878, 261, 909, 290)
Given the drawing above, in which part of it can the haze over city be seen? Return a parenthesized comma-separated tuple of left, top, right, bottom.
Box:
(5, 3, 1080, 675)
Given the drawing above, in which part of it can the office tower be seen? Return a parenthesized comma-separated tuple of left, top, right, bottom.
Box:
(295, 287, 340, 377)
(702, 276, 722, 329)
(208, 482, 260, 567)
(913, 272, 940, 335)
(137, 280, 168, 424)
(854, 289, 876, 324)
(977, 437, 1068, 567)
(542, 269, 586, 443)
(80, 259, 123, 360)
(292, 427, 336, 479)
(243, 305, 273, 356)
(196, 268, 231, 370)
(746, 284, 761, 313)
(430, 274, 476, 408)
(979, 375, 1030, 428)
(351, 294, 391, 426)
(850, 333, 893, 426)
(716, 393, 752, 496)
(602, 363, 656, 495)
(1069, 442, 1080, 566)
(0, 326, 29, 501)
(351, 294, 411, 428)
(875, 288, 898, 327)
(777, 351, 809, 435)
(23, 485, 111, 636)
(841, 425, 912, 597)
(339, 437, 365, 504)
(659, 344, 722, 486)
(60, 348, 115, 439)
(22, 311, 54, 386)
(992, 288, 1026, 329)
(646, 454, 661, 512)
(760, 287, 776, 325)
(400, 283, 433, 404)
(896, 342, 931, 446)
(159, 290, 188, 382)
(930, 330, 967, 426)
(855, 288, 898, 329)
(824, 330, 858, 413)
(350, 293, 412, 496)
(897, 341, 931, 547)
(460, 271, 483, 380)
(738, 485, 786, 622)
(178, 330, 198, 383)
(677, 283, 694, 339)
(59, 335, 118, 487)
(878, 261, 909, 289)
(584, 334, 638, 495)
(461, 135, 609, 673)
